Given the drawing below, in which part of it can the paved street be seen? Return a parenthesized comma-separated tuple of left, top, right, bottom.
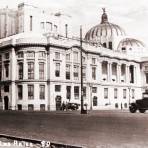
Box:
(0, 110, 148, 148)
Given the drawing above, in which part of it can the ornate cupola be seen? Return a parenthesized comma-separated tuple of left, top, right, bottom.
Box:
(101, 8, 108, 24)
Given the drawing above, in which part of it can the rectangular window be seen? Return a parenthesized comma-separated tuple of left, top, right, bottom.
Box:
(40, 85, 45, 99)
(28, 62, 34, 79)
(66, 64, 70, 80)
(132, 89, 135, 99)
(73, 51, 78, 62)
(92, 67, 96, 80)
(55, 63, 60, 77)
(55, 52, 60, 59)
(39, 51, 45, 58)
(28, 104, 34, 111)
(28, 85, 34, 100)
(40, 22, 45, 29)
(114, 88, 118, 99)
(46, 22, 52, 31)
(109, 42, 112, 50)
(18, 52, 23, 58)
(74, 86, 79, 99)
(55, 85, 61, 92)
(54, 25, 58, 32)
(66, 86, 71, 100)
(39, 62, 44, 79)
(146, 73, 148, 84)
(4, 85, 9, 92)
(30, 16, 33, 31)
(4, 64, 9, 78)
(123, 89, 127, 99)
(73, 65, 79, 80)
(18, 85, 23, 100)
(5, 53, 9, 59)
(83, 87, 86, 99)
(83, 66, 86, 80)
(40, 104, 45, 111)
(82, 56, 85, 63)
(66, 54, 70, 61)
(92, 58, 96, 64)
(27, 51, 35, 58)
(18, 63, 23, 79)
(92, 87, 97, 93)
(104, 88, 108, 99)
(0, 55, 2, 61)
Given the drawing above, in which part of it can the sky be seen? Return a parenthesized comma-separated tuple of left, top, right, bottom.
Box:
(0, 0, 148, 46)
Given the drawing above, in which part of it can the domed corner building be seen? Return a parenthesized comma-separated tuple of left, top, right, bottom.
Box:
(0, 3, 148, 111)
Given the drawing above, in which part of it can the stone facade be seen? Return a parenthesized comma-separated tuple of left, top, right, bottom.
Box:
(0, 3, 147, 111)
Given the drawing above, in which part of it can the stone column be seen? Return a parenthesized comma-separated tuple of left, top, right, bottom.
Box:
(117, 64, 121, 83)
(126, 64, 130, 83)
(23, 52, 27, 79)
(107, 62, 112, 82)
(34, 51, 39, 79)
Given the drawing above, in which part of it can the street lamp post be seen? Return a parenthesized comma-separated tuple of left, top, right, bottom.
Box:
(80, 26, 87, 114)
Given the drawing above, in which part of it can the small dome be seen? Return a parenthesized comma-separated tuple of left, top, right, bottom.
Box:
(85, 8, 126, 42)
(118, 38, 145, 48)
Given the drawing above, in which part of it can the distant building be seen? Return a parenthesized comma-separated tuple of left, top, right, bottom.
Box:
(0, 3, 148, 111)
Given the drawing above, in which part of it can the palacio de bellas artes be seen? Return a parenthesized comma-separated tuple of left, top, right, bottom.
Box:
(0, 1, 148, 112)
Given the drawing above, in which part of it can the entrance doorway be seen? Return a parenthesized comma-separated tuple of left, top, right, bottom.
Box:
(4, 96, 9, 110)
(55, 96, 62, 111)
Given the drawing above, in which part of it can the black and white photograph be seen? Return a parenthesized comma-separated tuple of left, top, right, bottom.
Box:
(0, 0, 148, 147)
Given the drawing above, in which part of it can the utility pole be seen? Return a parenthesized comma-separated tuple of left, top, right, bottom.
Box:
(80, 26, 87, 114)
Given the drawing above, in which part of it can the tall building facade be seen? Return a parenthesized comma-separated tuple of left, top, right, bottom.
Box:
(0, 3, 147, 111)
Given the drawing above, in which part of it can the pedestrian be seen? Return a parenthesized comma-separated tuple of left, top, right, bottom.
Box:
(121, 103, 123, 110)
(61, 101, 66, 111)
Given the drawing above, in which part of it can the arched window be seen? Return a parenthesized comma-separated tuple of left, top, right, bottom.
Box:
(93, 96, 98, 106)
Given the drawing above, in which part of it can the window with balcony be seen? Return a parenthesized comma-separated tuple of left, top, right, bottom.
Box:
(39, 62, 44, 79)
(40, 85, 45, 99)
(66, 64, 70, 80)
(28, 62, 34, 79)
(18, 85, 23, 100)
(18, 63, 23, 79)
(55, 63, 60, 77)
(74, 86, 79, 99)
(28, 85, 34, 100)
